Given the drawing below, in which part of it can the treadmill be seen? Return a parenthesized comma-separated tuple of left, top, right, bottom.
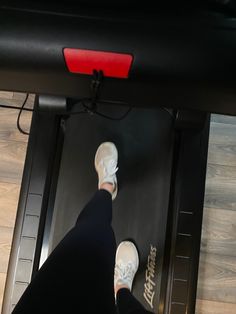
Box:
(1, 1, 236, 313)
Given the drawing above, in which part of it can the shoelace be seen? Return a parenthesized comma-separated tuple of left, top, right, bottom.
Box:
(101, 158, 118, 177)
(115, 261, 135, 286)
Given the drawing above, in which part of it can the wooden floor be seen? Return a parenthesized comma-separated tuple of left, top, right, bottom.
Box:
(0, 91, 235, 313)
(0, 92, 33, 312)
(196, 115, 236, 313)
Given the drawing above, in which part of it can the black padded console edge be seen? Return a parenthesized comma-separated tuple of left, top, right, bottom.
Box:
(0, 7, 236, 114)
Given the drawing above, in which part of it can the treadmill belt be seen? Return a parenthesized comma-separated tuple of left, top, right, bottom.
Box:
(48, 104, 174, 312)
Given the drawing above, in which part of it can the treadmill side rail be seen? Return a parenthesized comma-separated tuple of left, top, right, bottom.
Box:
(2, 98, 62, 314)
(162, 113, 210, 314)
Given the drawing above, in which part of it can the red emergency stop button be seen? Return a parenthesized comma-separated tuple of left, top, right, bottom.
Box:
(64, 48, 133, 79)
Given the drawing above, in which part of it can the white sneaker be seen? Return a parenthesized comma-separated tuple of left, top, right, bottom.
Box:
(95, 142, 118, 200)
(114, 241, 139, 296)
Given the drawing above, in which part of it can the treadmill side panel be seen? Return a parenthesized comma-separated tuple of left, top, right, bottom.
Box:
(163, 116, 210, 314)
(2, 105, 61, 313)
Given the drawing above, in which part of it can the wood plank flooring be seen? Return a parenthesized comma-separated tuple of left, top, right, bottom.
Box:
(0, 91, 33, 312)
(196, 116, 236, 313)
(0, 91, 235, 313)
(196, 299, 236, 314)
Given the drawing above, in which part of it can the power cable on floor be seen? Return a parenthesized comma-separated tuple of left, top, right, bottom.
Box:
(16, 93, 30, 135)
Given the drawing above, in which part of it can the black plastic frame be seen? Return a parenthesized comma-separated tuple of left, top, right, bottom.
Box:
(1, 5, 236, 114)
(2, 98, 62, 313)
(161, 114, 210, 314)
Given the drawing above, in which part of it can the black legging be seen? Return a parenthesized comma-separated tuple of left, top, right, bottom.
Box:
(13, 190, 153, 314)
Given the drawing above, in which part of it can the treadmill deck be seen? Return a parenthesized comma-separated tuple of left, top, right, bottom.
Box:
(49, 104, 174, 312)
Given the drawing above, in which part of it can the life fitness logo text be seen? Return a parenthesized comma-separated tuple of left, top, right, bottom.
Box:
(143, 245, 157, 309)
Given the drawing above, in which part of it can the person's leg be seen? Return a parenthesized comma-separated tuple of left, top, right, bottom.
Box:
(117, 288, 153, 314)
(114, 241, 154, 314)
(13, 142, 118, 314)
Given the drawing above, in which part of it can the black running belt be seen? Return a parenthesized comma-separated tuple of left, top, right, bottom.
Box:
(48, 104, 174, 312)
